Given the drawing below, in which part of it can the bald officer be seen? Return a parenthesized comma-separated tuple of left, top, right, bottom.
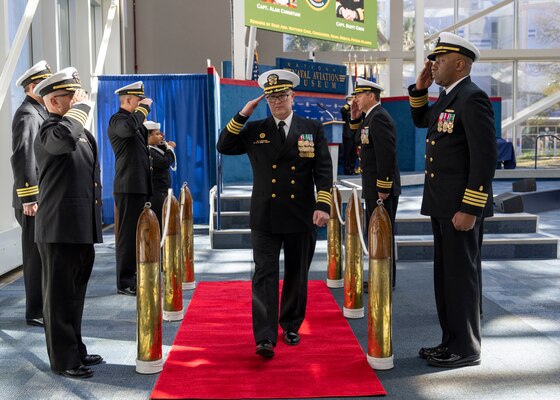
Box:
(34, 67, 103, 378)
(350, 78, 400, 288)
(11, 61, 52, 327)
(217, 69, 333, 359)
(108, 82, 153, 296)
(409, 32, 497, 368)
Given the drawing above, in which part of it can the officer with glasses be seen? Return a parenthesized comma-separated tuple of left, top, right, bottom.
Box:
(217, 69, 333, 359)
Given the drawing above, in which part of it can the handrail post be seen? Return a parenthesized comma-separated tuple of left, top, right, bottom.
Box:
(216, 151, 223, 230)
(534, 134, 560, 169)
(535, 135, 538, 169)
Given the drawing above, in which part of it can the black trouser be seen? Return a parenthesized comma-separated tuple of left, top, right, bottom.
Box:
(251, 229, 317, 345)
(342, 136, 357, 174)
(114, 193, 148, 290)
(37, 242, 94, 371)
(431, 216, 482, 357)
(365, 194, 399, 287)
(14, 208, 43, 320)
(148, 191, 166, 231)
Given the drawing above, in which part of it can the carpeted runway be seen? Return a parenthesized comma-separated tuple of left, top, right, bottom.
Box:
(151, 280, 385, 399)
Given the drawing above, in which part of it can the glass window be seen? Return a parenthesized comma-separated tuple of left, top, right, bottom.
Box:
(516, 61, 560, 167)
(57, 0, 71, 68)
(91, 4, 103, 69)
(458, 0, 515, 49)
(8, 0, 32, 116)
(471, 61, 513, 120)
(518, 0, 560, 49)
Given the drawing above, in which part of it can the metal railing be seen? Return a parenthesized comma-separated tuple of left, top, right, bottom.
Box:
(215, 152, 223, 230)
(534, 134, 560, 169)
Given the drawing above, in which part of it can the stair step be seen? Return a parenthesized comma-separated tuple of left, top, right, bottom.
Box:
(395, 212, 538, 235)
(213, 211, 250, 229)
(210, 230, 559, 259)
(397, 233, 558, 261)
(213, 210, 539, 235)
(211, 229, 252, 249)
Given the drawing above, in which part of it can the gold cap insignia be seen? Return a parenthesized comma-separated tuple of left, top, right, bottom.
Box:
(267, 74, 279, 86)
(72, 71, 81, 84)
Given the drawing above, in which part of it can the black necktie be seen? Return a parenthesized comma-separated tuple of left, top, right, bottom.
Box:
(440, 89, 447, 97)
(278, 121, 286, 143)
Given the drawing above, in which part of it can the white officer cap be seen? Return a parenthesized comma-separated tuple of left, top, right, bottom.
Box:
(258, 69, 300, 94)
(33, 67, 82, 97)
(114, 81, 146, 98)
(352, 78, 384, 95)
(144, 120, 161, 131)
(15, 60, 52, 87)
(428, 32, 480, 62)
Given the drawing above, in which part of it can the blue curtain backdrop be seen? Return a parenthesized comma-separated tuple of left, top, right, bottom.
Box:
(96, 74, 210, 224)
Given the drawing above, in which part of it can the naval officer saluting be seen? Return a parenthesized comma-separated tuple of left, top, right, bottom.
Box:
(108, 81, 153, 296)
(409, 32, 497, 368)
(217, 69, 333, 358)
(33, 67, 103, 378)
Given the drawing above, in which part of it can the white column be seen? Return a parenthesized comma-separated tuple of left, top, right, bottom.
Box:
(0, 0, 23, 274)
(415, 0, 425, 80)
(231, 0, 246, 79)
(388, 0, 404, 96)
(33, 0, 60, 70)
(73, 1, 93, 92)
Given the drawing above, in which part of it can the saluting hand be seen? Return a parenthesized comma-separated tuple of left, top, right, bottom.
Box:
(70, 89, 88, 106)
(140, 98, 153, 107)
(350, 99, 361, 120)
(416, 60, 434, 90)
(240, 94, 265, 118)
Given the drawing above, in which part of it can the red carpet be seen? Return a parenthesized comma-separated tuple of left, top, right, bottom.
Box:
(151, 280, 386, 399)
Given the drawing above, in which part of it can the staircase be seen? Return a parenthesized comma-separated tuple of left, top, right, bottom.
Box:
(210, 184, 559, 260)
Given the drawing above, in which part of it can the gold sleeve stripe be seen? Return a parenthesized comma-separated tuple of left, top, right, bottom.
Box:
(228, 119, 243, 132)
(226, 119, 243, 134)
(464, 188, 488, 200)
(17, 186, 39, 196)
(349, 122, 361, 130)
(376, 179, 393, 188)
(462, 198, 486, 208)
(66, 107, 88, 120)
(462, 189, 487, 207)
(409, 94, 429, 108)
(317, 191, 332, 203)
(65, 109, 87, 126)
(135, 106, 148, 118)
(65, 113, 86, 127)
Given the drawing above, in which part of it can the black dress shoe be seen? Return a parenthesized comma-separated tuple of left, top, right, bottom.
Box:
(283, 331, 300, 346)
(117, 287, 136, 296)
(26, 318, 44, 327)
(428, 352, 481, 368)
(81, 354, 103, 366)
(256, 340, 275, 358)
(56, 366, 93, 379)
(418, 344, 447, 359)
